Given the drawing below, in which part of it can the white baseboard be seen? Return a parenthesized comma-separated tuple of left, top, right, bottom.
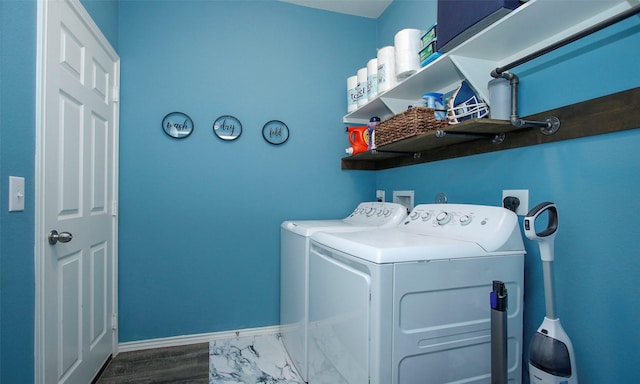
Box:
(117, 325, 281, 354)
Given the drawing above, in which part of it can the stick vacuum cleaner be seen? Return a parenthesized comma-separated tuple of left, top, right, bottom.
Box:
(524, 202, 578, 384)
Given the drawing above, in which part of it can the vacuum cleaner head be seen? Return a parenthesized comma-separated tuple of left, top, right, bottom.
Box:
(529, 318, 576, 383)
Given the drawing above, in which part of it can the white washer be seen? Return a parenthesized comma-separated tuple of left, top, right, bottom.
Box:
(281, 202, 408, 382)
(308, 204, 525, 384)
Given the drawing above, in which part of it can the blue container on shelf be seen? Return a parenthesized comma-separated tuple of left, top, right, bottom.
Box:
(422, 92, 446, 120)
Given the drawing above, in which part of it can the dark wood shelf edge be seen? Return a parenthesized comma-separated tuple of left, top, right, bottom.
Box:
(341, 87, 640, 170)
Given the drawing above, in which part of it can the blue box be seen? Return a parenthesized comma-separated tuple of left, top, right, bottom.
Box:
(437, 0, 520, 52)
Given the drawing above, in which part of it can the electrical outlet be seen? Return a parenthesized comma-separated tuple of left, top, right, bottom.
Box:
(376, 189, 385, 202)
(502, 189, 528, 216)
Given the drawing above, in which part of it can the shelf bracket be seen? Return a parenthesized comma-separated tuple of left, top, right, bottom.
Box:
(371, 149, 422, 159)
(435, 130, 506, 144)
(490, 71, 560, 135)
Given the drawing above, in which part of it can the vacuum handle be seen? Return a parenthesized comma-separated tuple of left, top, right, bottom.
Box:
(524, 202, 558, 262)
(524, 202, 558, 240)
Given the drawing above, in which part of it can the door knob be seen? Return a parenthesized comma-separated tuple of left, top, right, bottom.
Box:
(48, 230, 73, 245)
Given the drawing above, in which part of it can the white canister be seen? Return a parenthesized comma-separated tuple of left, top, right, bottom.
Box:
(377, 46, 396, 93)
(347, 75, 358, 113)
(367, 58, 378, 101)
(356, 67, 368, 107)
(488, 78, 511, 120)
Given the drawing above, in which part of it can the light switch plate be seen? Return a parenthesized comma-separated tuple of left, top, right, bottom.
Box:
(9, 176, 25, 212)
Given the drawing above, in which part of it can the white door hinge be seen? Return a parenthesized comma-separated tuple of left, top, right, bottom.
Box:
(112, 85, 120, 103)
(112, 200, 118, 216)
(111, 313, 118, 330)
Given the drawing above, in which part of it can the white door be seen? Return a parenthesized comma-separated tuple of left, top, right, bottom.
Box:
(35, 0, 119, 383)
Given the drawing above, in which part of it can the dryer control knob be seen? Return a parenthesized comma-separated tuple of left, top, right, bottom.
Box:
(459, 215, 472, 225)
(421, 212, 432, 221)
(410, 211, 420, 220)
(436, 211, 451, 225)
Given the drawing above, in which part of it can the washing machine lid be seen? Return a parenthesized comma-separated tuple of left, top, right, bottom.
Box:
(281, 202, 407, 236)
(282, 220, 364, 236)
(312, 229, 495, 263)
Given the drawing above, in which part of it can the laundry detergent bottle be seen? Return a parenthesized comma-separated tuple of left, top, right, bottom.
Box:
(346, 126, 369, 155)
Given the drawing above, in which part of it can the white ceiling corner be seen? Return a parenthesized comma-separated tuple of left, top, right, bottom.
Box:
(279, 0, 394, 19)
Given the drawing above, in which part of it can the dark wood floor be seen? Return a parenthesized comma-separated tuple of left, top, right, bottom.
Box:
(94, 342, 209, 384)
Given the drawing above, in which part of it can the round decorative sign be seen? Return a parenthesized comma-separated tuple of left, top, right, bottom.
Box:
(213, 115, 242, 141)
(162, 112, 194, 139)
(262, 120, 289, 145)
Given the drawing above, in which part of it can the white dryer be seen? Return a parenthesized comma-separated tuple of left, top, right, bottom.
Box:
(280, 202, 408, 382)
(308, 204, 525, 384)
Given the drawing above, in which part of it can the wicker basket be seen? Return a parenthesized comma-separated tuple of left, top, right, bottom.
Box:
(375, 107, 448, 147)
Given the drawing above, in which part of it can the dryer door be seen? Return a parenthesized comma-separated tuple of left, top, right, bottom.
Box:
(308, 243, 371, 384)
(280, 228, 309, 381)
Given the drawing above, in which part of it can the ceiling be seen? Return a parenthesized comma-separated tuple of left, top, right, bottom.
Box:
(279, 0, 394, 19)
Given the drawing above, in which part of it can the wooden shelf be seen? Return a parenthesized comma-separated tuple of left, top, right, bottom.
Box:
(341, 87, 640, 170)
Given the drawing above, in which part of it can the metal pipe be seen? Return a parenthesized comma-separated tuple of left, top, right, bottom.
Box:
(493, 70, 561, 134)
(435, 130, 493, 140)
(436, 129, 506, 144)
(371, 149, 421, 159)
(492, 4, 640, 77)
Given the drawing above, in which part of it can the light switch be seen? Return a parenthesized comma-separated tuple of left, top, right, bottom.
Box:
(9, 176, 25, 212)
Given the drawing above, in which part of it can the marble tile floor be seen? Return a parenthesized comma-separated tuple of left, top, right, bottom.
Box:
(209, 334, 304, 384)
(95, 333, 304, 384)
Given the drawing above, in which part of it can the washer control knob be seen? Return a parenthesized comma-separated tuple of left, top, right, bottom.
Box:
(383, 209, 391, 217)
(410, 211, 421, 220)
(459, 215, 472, 225)
(421, 212, 432, 221)
(366, 207, 375, 216)
(436, 211, 451, 225)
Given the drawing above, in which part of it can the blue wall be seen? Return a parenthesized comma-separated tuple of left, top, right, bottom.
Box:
(0, 1, 37, 382)
(81, 0, 119, 50)
(116, 1, 375, 341)
(376, 0, 436, 47)
(376, 5, 640, 383)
